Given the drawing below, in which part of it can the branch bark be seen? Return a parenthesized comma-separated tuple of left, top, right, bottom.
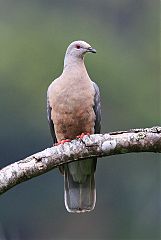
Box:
(0, 126, 161, 195)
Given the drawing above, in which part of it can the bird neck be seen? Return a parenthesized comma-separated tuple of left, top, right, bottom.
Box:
(63, 55, 86, 72)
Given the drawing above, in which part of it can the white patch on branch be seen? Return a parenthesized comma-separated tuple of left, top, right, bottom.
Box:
(102, 140, 117, 153)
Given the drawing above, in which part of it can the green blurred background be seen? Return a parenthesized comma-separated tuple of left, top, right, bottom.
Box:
(0, 0, 160, 239)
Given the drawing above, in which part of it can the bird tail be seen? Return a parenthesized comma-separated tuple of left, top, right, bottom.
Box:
(64, 160, 96, 213)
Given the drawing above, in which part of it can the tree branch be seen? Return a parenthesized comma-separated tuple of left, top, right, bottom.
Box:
(0, 126, 161, 195)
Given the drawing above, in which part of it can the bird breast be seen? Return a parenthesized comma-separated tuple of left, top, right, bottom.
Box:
(48, 76, 95, 141)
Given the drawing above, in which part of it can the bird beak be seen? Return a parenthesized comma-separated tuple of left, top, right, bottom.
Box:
(87, 47, 96, 53)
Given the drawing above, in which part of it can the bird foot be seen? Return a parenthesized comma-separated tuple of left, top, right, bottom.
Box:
(76, 132, 90, 139)
(54, 139, 71, 146)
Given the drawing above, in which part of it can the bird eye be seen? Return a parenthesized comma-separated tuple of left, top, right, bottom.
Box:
(76, 45, 81, 49)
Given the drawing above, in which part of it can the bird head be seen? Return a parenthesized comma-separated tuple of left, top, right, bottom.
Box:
(65, 40, 96, 59)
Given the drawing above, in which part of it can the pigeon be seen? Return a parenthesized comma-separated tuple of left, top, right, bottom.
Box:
(47, 40, 101, 213)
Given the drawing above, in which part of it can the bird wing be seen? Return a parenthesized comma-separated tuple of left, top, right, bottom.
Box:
(47, 94, 57, 144)
(92, 81, 101, 134)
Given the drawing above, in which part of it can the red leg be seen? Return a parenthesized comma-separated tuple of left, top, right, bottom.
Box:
(54, 139, 71, 146)
(76, 132, 90, 139)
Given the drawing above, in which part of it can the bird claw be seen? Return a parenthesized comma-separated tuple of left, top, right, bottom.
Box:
(54, 139, 71, 146)
(76, 132, 90, 139)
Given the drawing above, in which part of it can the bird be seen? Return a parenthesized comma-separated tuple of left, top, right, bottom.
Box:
(47, 40, 101, 213)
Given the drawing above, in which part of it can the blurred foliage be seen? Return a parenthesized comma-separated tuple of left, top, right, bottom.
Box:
(0, 0, 160, 239)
